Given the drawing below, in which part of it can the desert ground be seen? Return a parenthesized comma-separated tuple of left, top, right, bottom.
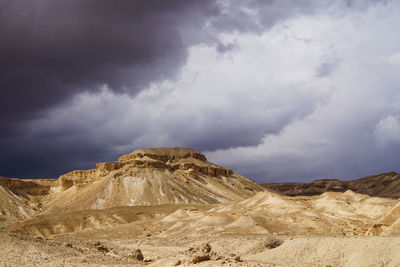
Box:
(1, 148, 400, 266)
(2, 232, 400, 266)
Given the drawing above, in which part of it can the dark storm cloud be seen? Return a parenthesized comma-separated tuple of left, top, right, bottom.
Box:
(0, 0, 218, 135)
(0, 0, 383, 134)
(0, 0, 315, 178)
(0, 0, 395, 179)
(0, 135, 107, 178)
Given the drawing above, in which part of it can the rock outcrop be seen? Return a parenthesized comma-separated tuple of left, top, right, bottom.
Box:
(56, 148, 233, 191)
(118, 147, 207, 162)
(43, 147, 264, 212)
(0, 177, 56, 196)
(0, 177, 56, 228)
(0, 184, 34, 228)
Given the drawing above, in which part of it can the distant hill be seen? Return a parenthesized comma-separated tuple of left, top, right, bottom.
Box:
(262, 171, 400, 198)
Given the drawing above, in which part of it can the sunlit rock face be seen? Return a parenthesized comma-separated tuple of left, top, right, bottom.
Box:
(43, 147, 264, 212)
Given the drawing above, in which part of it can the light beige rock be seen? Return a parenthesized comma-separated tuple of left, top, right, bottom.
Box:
(41, 148, 263, 212)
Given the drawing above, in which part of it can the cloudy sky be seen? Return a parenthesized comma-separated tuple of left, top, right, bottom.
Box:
(1, 0, 400, 182)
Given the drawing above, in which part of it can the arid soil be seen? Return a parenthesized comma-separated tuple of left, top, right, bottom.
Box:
(1, 148, 400, 266)
(2, 232, 400, 266)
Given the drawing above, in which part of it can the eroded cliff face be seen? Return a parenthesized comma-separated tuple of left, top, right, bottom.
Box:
(0, 177, 55, 196)
(0, 183, 34, 228)
(0, 177, 58, 227)
(56, 148, 233, 190)
(118, 147, 207, 162)
(42, 148, 263, 212)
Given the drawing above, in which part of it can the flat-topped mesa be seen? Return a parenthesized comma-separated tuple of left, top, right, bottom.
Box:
(118, 147, 207, 162)
(117, 147, 232, 176)
(170, 157, 233, 176)
(58, 148, 233, 190)
(40, 147, 263, 211)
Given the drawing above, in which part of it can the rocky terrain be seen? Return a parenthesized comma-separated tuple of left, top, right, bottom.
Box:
(263, 171, 400, 198)
(1, 148, 400, 266)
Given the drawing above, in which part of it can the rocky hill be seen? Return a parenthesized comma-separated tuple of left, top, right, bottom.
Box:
(262, 171, 400, 198)
(0, 148, 263, 218)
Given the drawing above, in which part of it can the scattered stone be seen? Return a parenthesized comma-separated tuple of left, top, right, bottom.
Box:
(202, 243, 212, 253)
(66, 243, 73, 248)
(266, 239, 283, 249)
(94, 242, 109, 253)
(192, 255, 210, 264)
(174, 259, 182, 266)
(234, 256, 243, 262)
(97, 245, 109, 253)
(130, 249, 144, 261)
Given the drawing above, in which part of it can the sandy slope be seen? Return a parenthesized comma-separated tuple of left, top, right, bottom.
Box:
(8, 190, 400, 238)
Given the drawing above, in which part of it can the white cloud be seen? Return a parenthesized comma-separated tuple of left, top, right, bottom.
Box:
(387, 53, 400, 65)
(207, 1, 400, 181)
(29, 0, 400, 182)
(375, 116, 400, 146)
(31, 22, 333, 153)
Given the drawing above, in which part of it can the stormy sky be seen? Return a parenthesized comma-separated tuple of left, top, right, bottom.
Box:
(1, 0, 400, 182)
